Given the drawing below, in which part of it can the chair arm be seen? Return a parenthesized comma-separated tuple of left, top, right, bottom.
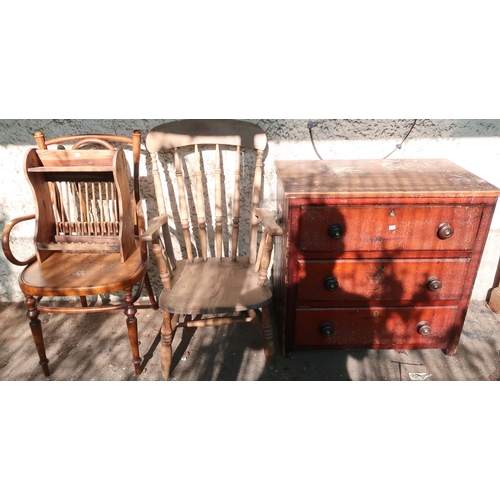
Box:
(255, 208, 283, 237)
(2, 214, 37, 266)
(140, 214, 169, 242)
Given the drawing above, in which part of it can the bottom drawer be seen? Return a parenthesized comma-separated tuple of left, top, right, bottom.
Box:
(294, 306, 459, 349)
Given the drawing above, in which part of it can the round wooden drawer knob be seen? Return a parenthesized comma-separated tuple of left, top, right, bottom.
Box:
(320, 322, 334, 338)
(416, 321, 432, 336)
(328, 223, 343, 239)
(437, 222, 454, 239)
(426, 276, 442, 291)
(324, 276, 339, 291)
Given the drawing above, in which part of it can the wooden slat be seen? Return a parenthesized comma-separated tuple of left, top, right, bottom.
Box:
(174, 148, 194, 262)
(70, 182, 78, 234)
(43, 133, 133, 147)
(104, 183, 111, 234)
(64, 181, 71, 234)
(231, 146, 241, 260)
(249, 149, 264, 264)
(150, 152, 176, 269)
(214, 144, 223, 259)
(99, 184, 105, 234)
(110, 183, 119, 235)
(91, 183, 98, 235)
(194, 144, 208, 260)
(50, 179, 124, 238)
(38, 241, 120, 252)
(186, 316, 253, 327)
(35, 149, 115, 167)
(58, 182, 66, 234)
(28, 166, 115, 173)
(78, 182, 86, 234)
(50, 235, 120, 244)
(84, 183, 91, 234)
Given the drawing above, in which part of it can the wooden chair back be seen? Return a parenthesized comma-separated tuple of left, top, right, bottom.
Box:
(145, 119, 268, 269)
(28, 132, 143, 263)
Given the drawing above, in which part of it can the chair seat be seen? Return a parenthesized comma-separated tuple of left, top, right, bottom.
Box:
(20, 247, 148, 297)
(159, 256, 272, 315)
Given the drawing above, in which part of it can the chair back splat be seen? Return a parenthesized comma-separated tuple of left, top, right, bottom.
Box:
(144, 119, 282, 379)
(26, 147, 135, 263)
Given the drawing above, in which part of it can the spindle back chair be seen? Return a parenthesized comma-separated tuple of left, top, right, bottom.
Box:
(143, 119, 282, 379)
(1, 131, 159, 377)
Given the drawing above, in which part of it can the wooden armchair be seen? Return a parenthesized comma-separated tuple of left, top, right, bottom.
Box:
(1, 131, 159, 377)
(143, 119, 282, 379)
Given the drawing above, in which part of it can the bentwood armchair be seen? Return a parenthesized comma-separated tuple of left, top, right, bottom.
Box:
(142, 119, 282, 379)
(1, 131, 159, 377)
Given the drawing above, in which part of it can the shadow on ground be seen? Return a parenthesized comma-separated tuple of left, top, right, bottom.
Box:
(1, 300, 499, 381)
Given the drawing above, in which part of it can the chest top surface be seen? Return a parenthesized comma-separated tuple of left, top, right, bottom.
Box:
(275, 159, 500, 198)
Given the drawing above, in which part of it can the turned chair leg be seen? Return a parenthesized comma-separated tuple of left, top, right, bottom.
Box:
(124, 288, 142, 376)
(261, 305, 275, 370)
(249, 306, 275, 370)
(144, 273, 158, 310)
(25, 296, 50, 377)
(161, 311, 174, 379)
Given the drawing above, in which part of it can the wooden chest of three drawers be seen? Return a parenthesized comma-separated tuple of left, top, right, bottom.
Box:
(273, 159, 500, 356)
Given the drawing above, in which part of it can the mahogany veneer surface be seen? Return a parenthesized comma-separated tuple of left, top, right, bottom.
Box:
(273, 159, 500, 355)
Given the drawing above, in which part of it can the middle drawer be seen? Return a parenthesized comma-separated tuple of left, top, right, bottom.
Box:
(296, 258, 471, 302)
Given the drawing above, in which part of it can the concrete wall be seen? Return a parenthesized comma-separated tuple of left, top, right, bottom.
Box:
(1, 119, 499, 302)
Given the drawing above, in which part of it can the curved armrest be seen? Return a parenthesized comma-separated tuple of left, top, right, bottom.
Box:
(255, 208, 283, 237)
(141, 214, 169, 242)
(135, 199, 146, 235)
(2, 214, 37, 266)
(254, 209, 283, 285)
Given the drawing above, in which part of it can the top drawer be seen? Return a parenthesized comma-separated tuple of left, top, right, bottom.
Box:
(297, 204, 484, 253)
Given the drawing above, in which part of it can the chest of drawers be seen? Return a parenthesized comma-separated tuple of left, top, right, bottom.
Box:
(273, 159, 500, 356)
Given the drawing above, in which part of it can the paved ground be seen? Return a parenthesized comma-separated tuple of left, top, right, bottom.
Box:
(1, 297, 499, 381)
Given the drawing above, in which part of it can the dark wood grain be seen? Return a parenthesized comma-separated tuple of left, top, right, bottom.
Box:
(274, 159, 500, 357)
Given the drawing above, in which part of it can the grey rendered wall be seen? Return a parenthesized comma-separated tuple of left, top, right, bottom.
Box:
(1, 119, 499, 302)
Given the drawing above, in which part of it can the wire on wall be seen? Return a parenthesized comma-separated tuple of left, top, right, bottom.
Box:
(383, 119, 417, 159)
(307, 119, 418, 160)
(307, 121, 323, 160)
